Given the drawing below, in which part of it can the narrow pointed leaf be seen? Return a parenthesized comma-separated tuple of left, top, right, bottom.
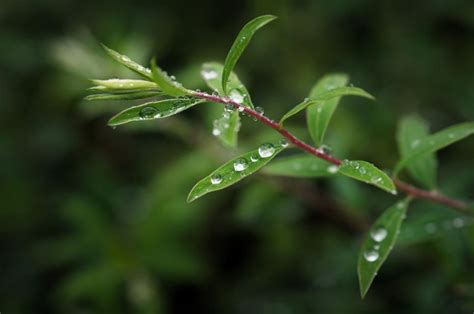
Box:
(101, 44, 153, 79)
(202, 62, 254, 108)
(397, 115, 437, 189)
(339, 160, 396, 194)
(262, 154, 335, 178)
(90, 79, 158, 91)
(306, 73, 349, 146)
(187, 143, 285, 202)
(85, 91, 163, 101)
(358, 199, 410, 298)
(108, 97, 205, 126)
(151, 59, 190, 96)
(394, 122, 474, 176)
(280, 87, 374, 125)
(222, 15, 277, 94)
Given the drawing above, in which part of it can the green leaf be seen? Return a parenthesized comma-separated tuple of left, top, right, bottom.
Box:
(101, 44, 153, 80)
(394, 122, 474, 176)
(397, 115, 438, 189)
(202, 62, 254, 108)
(108, 97, 205, 126)
(358, 199, 410, 298)
(151, 59, 190, 96)
(280, 87, 374, 125)
(222, 15, 277, 95)
(338, 160, 396, 194)
(85, 91, 163, 101)
(187, 143, 285, 202)
(213, 110, 240, 147)
(306, 73, 349, 146)
(262, 154, 335, 178)
(90, 79, 158, 91)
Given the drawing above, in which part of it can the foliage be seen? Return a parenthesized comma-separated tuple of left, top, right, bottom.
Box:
(86, 15, 474, 299)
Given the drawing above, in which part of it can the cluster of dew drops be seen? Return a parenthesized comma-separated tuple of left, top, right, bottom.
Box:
(210, 140, 289, 185)
(138, 96, 193, 120)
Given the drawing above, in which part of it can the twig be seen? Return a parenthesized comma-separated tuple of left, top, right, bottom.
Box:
(193, 91, 470, 214)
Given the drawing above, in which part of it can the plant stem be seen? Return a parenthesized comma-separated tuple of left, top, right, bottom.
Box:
(192, 91, 470, 214)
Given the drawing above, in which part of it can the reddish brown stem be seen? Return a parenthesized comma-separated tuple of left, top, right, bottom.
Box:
(192, 91, 470, 213)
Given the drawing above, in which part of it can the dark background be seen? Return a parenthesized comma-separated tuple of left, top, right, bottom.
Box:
(1, 0, 474, 313)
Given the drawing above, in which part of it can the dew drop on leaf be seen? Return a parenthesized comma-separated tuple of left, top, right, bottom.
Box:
(250, 154, 259, 162)
(210, 174, 223, 185)
(258, 143, 275, 158)
(370, 227, 388, 242)
(255, 106, 264, 115)
(327, 165, 339, 174)
(233, 158, 249, 172)
(363, 250, 379, 262)
(201, 69, 218, 80)
(139, 106, 160, 119)
(280, 139, 289, 148)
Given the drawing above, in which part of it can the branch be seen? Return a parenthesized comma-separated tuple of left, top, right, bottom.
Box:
(193, 91, 470, 214)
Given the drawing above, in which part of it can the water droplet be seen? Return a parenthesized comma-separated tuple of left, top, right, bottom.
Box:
(170, 75, 176, 81)
(258, 143, 275, 158)
(363, 250, 379, 262)
(359, 167, 367, 175)
(371, 227, 388, 242)
(233, 158, 249, 172)
(374, 244, 380, 250)
(304, 97, 310, 102)
(371, 176, 383, 184)
(201, 69, 218, 80)
(212, 127, 221, 136)
(139, 106, 160, 119)
(229, 89, 244, 103)
(280, 139, 289, 148)
(327, 165, 339, 174)
(223, 112, 230, 119)
(224, 104, 234, 112)
(250, 154, 259, 162)
(238, 106, 245, 112)
(255, 106, 264, 115)
(210, 174, 222, 185)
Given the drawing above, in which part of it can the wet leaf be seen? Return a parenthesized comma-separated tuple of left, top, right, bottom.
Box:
(358, 199, 410, 298)
(280, 87, 374, 125)
(306, 73, 349, 146)
(397, 115, 438, 189)
(101, 44, 153, 79)
(394, 122, 474, 176)
(85, 91, 163, 101)
(339, 160, 396, 194)
(187, 143, 285, 202)
(90, 79, 158, 91)
(222, 15, 277, 94)
(108, 97, 205, 126)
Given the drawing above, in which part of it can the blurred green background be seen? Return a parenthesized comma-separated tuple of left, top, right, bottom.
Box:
(1, 0, 474, 313)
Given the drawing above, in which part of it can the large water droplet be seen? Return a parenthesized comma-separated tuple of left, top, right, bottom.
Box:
(233, 158, 249, 172)
(370, 227, 388, 242)
(363, 250, 379, 262)
(327, 165, 339, 174)
(139, 106, 160, 119)
(201, 69, 218, 80)
(258, 143, 275, 158)
(210, 174, 222, 185)
(229, 89, 244, 103)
